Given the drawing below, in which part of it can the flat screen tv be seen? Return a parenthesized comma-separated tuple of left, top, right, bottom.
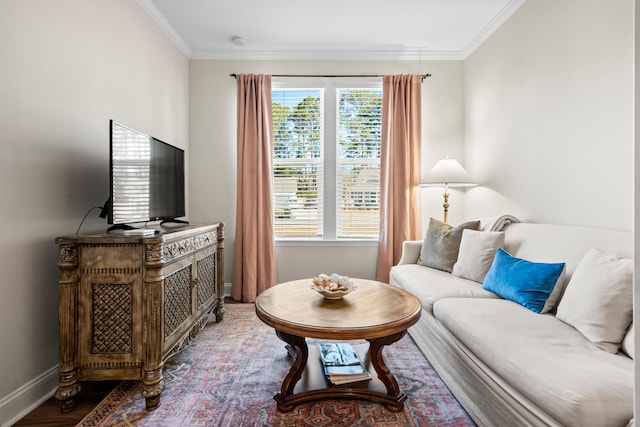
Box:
(103, 120, 186, 232)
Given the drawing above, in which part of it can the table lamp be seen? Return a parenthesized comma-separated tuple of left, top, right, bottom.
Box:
(421, 157, 476, 223)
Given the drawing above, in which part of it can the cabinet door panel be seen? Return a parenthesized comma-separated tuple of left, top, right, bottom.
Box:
(77, 244, 143, 378)
(195, 245, 217, 309)
(163, 260, 194, 342)
(78, 274, 143, 377)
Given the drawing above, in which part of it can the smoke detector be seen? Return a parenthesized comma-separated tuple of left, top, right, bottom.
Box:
(232, 36, 247, 47)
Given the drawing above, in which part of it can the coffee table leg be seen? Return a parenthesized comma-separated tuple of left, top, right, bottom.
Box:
(367, 330, 408, 412)
(274, 330, 307, 412)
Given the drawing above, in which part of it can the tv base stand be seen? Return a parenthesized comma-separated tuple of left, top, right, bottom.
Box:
(161, 218, 189, 226)
(106, 223, 137, 233)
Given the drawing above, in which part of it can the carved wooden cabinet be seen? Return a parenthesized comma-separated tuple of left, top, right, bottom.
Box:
(54, 223, 224, 411)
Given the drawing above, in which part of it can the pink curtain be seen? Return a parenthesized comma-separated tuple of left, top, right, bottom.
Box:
(376, 75, 423, 283)
(232, 74, 277, 302)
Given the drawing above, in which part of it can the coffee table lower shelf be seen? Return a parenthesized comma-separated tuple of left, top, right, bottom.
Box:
(274, 331, 407, 412)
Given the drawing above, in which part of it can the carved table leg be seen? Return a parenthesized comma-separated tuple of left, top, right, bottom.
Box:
(367, 330, 408, 412)
(142, 366, 164, 410)
(273, 330, 308, 412)
(55, 370, 81, 413)
(215, 297, 226, 322)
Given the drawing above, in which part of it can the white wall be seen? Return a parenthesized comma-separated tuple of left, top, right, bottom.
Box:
(188, 60, 465, 284)
(0, 1, 188, 424)
(464, 0, 634, 231)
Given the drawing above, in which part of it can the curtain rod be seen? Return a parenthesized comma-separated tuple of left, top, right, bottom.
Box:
(230, 73, 431, 82)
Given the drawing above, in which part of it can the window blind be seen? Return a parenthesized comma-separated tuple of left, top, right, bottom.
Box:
(335, 88, 382, 239)
(272, 89, 324, 238)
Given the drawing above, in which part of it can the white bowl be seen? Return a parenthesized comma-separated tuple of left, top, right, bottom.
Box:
(310, 281, 356, 299)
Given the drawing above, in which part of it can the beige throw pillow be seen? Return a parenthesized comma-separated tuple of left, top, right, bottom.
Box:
(556, 248, 633, 353)
(452, 229, 505, 283)
(418, 218, 481, 272)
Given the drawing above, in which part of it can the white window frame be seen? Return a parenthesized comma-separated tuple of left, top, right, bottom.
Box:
(272, 78, 382, 246)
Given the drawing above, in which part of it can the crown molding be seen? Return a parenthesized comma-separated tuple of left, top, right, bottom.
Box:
(190, 49, 465, 61)
(140, 0, 525, 62)
(462, 0, 526, 58)
(137, 0, 191, 57)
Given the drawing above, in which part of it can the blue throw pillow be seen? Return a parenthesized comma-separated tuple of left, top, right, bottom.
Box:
(483, 248, 565, 313)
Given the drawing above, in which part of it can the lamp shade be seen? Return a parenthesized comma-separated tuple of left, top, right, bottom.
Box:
(421, 158, 476, 187)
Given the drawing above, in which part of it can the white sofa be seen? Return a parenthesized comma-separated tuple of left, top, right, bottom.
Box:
(390, 220, 634, 427)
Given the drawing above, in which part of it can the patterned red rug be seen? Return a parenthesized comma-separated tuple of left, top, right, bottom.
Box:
(79, 303, 474, 426)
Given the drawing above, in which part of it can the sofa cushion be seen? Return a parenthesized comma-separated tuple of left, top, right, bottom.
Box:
(452, 229, 505, 283)
(433, 298, 633, 427)
(418, 218, 480, 272)
(482, 248, 565, 313)
(389, 263, 498, 313)
(556, 248, 633, 354)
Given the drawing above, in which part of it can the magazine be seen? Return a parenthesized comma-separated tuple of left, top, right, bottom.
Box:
(318, 342, 371, 386)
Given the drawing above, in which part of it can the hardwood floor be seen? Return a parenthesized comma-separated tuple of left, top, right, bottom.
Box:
(11, 381, 118, 427)
(12, 298, 240, 426)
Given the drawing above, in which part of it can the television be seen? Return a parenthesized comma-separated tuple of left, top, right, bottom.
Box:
(102, 120, 186, 232)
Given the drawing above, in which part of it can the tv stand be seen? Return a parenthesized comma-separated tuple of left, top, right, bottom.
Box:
(54, 223, 225, 411)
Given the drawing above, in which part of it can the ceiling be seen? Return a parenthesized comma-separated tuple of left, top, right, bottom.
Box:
(140, 0, 526, 61)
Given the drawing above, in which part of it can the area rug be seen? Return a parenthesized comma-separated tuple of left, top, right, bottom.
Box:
(79, 303, 475, 427)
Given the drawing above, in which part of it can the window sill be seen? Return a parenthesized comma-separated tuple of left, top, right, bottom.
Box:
(275, 239, 379, 247)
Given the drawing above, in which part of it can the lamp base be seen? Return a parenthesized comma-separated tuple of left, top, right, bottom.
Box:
(442, 192, 449, 224)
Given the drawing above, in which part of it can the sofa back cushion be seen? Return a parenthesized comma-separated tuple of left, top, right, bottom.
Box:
(502, 223, 632, 312)
(503, 223, 632, 279)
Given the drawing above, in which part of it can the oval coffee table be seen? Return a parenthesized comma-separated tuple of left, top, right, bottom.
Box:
(255, 278, 421, 412)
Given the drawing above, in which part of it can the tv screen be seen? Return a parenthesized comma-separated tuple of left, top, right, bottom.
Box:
(107, 120, 185, 228)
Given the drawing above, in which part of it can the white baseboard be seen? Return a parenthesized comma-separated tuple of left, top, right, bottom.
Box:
(224, 281, 231, 297)
(0, 366, 57, 427)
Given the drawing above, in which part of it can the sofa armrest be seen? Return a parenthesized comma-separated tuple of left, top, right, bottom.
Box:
(397, 240, 423, 265)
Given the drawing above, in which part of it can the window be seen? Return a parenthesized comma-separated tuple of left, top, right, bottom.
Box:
(272, 81, 382, 241)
